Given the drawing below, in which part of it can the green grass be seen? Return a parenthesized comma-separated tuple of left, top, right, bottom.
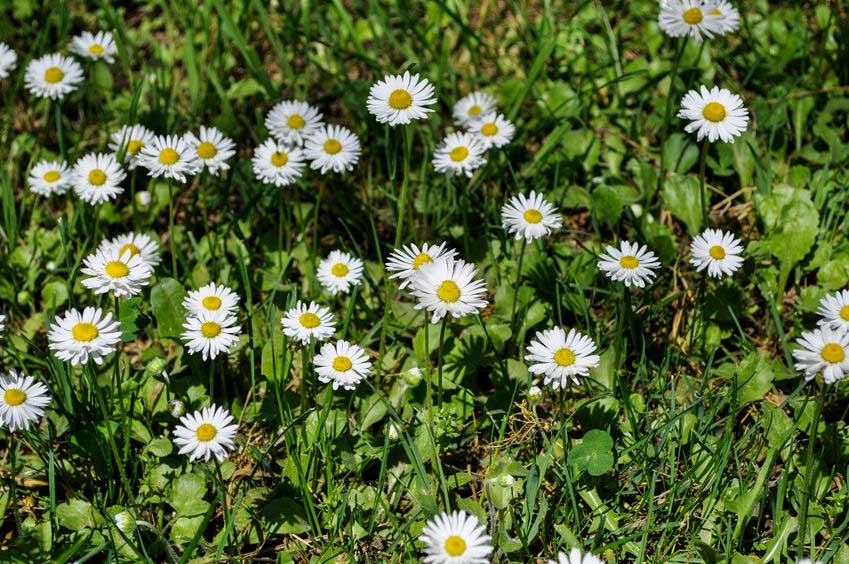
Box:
(1, 0, 849, 562)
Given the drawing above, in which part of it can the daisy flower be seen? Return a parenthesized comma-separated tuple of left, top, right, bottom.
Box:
(265, 100, 324, 146)
(252, 139, 305, 187)
(453, 91, 498, 126)
(678, 85, 749, 143)
(0, 314, 5, 334)
(109, 124, 155, 170)
(181, 310, 241, 361)
(70, 31, 118, 63)
(138, 134, 200, 183)
(72, 153, 127, 205)
(303, 124, 361, 174)
(0, 370, 50, 433)
(817, 290, 849, 332)
(419, 510, 493, 564)
(172, 404, 238, 462)
(797, 560, 823, 564)
(366, 71, 437, 126)
(28, 160, 72, 196)
(547, 548, 605, 564)
(525, 327, 601, 389)
(0, 43, 17, 79)
(24, 53, 84, 100)
(281, 301, 336, 344)
(689, 228, 744, 278)
(183, 126, 236, 176)
(658, 0, 724, 42)
(81, 246, 153, 298)
(98, 232, 162, 269)
(385, 242, 458, 289)
(411, 258, 488, 323)
(47, 307, 122, 366)
(469, 112, 515, 149)
(182, 283, 240, 316)
(501, 191, 562, 241)
(709, 0, 740, 34)
(597, 241, 661, 288)
(313, 340, 372, 391)
(317, 250, 364, 295)
(792, 326, 849, 384)
(433, 132, 487, 178)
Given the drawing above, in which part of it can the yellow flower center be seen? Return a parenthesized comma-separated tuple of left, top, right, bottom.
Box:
(127, 140, 144, 155)
(333, 356, 353, 371)
(88, 44, 105, 55)
(619, 255, 639, 269)
(702, 102, 727, 123)
(88, 169, 107, 186)
(709, 8, 721, 15)
(840, 305, 849, 321)
(709, 245, 726, 260)
(523, 209, 543, 224)
(159, 148, 179, 165)
(201, 322, 221, 338)
(388, 89, 413, 110)
(196, 141, 217, 159)
(821, 343, 845, 363)
(412, 253, 432, 270)
(683, 7, 703, 24)
(554, 347, 576, 367)
(331, 263, 349, 277)
(195, 423, 217, 441)
(72, 322, 99, 342)
(105, 261, 129, 278)
(323, 139, 342, 155)
(202, 296, 222, 310)
(271, 151, 288, 167)
(287, 114, 305, 129)
(43, 170, 61, 183)
(481, 122, 498, 136)
(444, 535, 467, 556)
(468, 105, 481, 116)
(119, 243, 140, 257)
(299, 312, 321, 328)
(4, 389, 26, 407)
(437, 280, 461, 303)
(44, 66, 64, 84)
(450, 146, 469, 162)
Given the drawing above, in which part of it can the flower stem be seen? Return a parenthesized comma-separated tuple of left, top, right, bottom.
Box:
(510, 237, 528, 333)
(698, 141, 709, 227)
(167, 179, 177, 276)
(797, 381, 825, 560)
(54, 102, 65, 159)
(436, 316, 448, 408)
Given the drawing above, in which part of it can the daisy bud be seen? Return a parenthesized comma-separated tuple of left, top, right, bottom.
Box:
(498, 474, 514, 487)
(114, 510, 136, 534)
(528, 385, 543, 403)
(136, 190, 152, 207)
(46, 261, 57, 272)
(404, 367, 423, 387)
(387, 423, 400, 441)
(168, 399, 185, 418)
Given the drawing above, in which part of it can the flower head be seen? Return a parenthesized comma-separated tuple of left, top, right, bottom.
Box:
(47, 307, 122, 366)
(138, 134, 200, 183)
(303, 124, 361, 174)
(181, 310, 241, 361)
(689, 228, 744, 278)
(183, 283, 240, 317)
(252, 139, 305, 187)
(547, 547, 605, 564)
(29, 160, 72, 196)
(469, 112, 515, 149)
(419, 510, 492, 564)
(367, 71, 437, 126)
(501, 191, 562, 241)
(709, 0, 740, 34)
(453, 91, 497, 126)
(183, 126, 236, 176)
(70, 31, 118, 63)
(411, 258, 488, 323)
(658, 0, 725, 42)
(817, 290, 849, 332)
(433, 132, 487, 178)
(109, 124, 155, 170)
(793, 326, 849, 384)
(678, 85, 749, 143)
(0, 370, 50, 432)
(73, 153, 126, 204)
(0, 43, 18, 79)
(313, 340, 372, 390)
(25, 53, 84, 99)
(317, 250, 364, 295)
(98, 232, 162, 269)
(526, 327, 600, 389)
(81, 246, 153, 298)
(281, 301, 336, 344)
(597, 241, 661, 288)
(173, 405, 238, 462)
(385, 242, 458, 289)
(265, 100, 324, 146)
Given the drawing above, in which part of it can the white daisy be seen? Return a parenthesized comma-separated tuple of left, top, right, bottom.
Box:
(69, 31, 118, 63)
(313, 340, 372, 391)
(385, 242, 458, 289)
(453, 91, 498, 126)
(525, 327, 601, 390)
(251, 139, 305, 187)
(469, 112, 515, 149)
(658, 0, 724, 42)
(0, 43, 17, 79)
(597, 241, 661, 288)
(303, 124, 361, 174)
(419, 510, 493, 564)
(24, 53, 84, 100)
(709, 0, 740, 34)
(0, 370, 50, 433)
(797, 560, 823, 564)
(182, 126, 236, 176)
(182, 283, 240, 316)
(47, 307, 122, 366)
(72, 153, 127, 205)
(817, 290, 849, 332)
(265, 100, 324, 147)
(433, 132, 487, 178)
(678, 85, 749, 143)
(28, 160, 72, 196)
(109, 124, 155, 170)
(0, 314, 5, 334)
(317, 250, 364, 295)
(793, 327, 849, 385)
(281, 301, 336, 344)
(501, 191, 562, 241)
(138, 134, 200, 183)
(689, 228, 744, 278)
(366, 71, 438, 126)
(98, 232, 162, 269)
(81, 246, 153, 298)
(181, 310, 241, 361)
(547, 547, 605, 564)
(172, 405, 238, 462)
(411, 258, 488, 323)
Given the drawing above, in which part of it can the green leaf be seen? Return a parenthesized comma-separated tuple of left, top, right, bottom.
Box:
(56, 499, 94, 531)
(736, 352, 776, 404)
(662, 174, 704, 235)
(567, 429, 615, 476)
(261, 498, 311, 535)
(119, 297, 148, 342)
(150, 278, 187, 338)
(168, 472, 208, 516)
(663, 132, 699, 173)
(591, 184, 640, 226)
(755, 185, 819, 280)
(147, 437, 173, 457)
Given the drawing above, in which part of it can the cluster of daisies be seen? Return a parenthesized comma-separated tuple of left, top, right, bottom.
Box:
(658, 0, 740, 42)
